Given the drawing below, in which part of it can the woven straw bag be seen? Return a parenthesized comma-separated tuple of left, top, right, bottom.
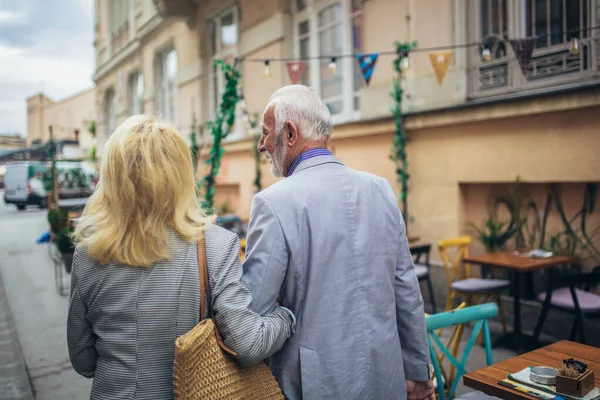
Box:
(173, 235, 284, 400)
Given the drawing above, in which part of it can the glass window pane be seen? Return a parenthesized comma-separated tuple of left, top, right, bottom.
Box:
(319, 24, 342, 53)
(166, 50, 177, 79)
(321, 71, 342, 98)
(480, 0, 489, 35)
(221, 12, 237, 46)
(326, 100, 343, 115)
(296, 0, 307, 12)
(535, 0, 548, 47)
(299, 20, 309, 36)
(352, 14, 363, 94)
(299, 37, 310, 85)
(136, 74, 144, 114)
(210, 24, 217, 56)
(549, 0, 563, 45)
(566, 0, 582, 39)
(319, 4, 341, 27)
(136, 74, 144, 99)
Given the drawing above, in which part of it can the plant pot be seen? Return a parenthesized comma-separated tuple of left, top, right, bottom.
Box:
(61, 252, 74, 274)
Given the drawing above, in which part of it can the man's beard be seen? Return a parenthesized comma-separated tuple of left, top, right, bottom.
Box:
(265, 134, 287, 178)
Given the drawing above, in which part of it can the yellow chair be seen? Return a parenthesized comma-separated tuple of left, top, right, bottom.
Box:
(438, 236, 508, 335)
(239, 238, 246, 261)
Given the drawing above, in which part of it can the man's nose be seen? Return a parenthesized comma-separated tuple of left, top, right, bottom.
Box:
(257, 137, 265, 152)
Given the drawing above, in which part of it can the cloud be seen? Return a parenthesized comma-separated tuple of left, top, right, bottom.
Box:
(0, 0, 94, 137)
(0, 9, 27, 25)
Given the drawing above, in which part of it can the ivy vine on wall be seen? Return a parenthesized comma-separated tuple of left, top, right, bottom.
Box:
(390, 41, 417, 231)
(200, 59, 241, 212)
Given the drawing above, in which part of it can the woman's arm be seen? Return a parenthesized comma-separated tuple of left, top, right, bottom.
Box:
(209, 232, 295, 366)
(67, 249, 98, 378)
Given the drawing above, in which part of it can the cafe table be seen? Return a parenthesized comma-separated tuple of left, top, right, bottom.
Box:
(462, 252, 576, 352)
(463, 340, 600, 400)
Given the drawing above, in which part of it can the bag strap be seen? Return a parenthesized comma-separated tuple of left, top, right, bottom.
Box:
(198, 235, 210, 319)
(197, 232, 237, 356)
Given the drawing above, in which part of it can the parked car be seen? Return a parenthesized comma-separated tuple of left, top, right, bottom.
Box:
(3, 161, 97, 210)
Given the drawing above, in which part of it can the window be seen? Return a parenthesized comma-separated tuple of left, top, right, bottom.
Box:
(209, 8, 239, 118)
(525, 0, 588, 48)
(469, 0, 590, 94)
(156, 49, 178, 123)
(105, 89, 116, 137)
(128, 72, 144, 115)
(108, 0, 129, 35)
(293, 0, 363, 120)
(478, 0, 508, 60)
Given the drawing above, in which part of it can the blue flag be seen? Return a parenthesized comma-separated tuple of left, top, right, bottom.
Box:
(355, 53, 379, 86)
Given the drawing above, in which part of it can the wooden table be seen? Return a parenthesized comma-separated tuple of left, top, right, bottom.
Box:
(464, 340, 600, 400)
(463, 253, 575, 273)
(463, 252, 576, 352)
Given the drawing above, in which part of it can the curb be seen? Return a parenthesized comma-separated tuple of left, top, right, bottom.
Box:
(0, 271, 35, 400)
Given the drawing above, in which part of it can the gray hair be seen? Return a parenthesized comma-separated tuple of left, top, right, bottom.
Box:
(265, 85, 332, 142)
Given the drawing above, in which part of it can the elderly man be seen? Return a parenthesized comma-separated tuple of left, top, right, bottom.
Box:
(243, 85, 433, 400)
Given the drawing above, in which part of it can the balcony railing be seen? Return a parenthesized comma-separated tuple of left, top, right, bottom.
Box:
(468, 36, 600, 99)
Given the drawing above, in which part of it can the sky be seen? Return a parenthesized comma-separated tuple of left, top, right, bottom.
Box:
(0, 0, 94, 137)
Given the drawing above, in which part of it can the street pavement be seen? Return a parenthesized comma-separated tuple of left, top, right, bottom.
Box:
(0, 193, 92, 399)
(0, 191, 516, 399)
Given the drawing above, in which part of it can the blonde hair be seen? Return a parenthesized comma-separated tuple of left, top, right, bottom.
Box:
(74, 114, 211, 267)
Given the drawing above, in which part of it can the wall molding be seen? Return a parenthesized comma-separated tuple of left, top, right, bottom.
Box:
(177, 59, 203, 86)
(94, 14, 163, 82)
(239, 12, 287, 56)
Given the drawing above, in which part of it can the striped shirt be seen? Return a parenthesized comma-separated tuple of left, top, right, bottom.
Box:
(67, 225, 295, 400)
(287, 148, 332, 177)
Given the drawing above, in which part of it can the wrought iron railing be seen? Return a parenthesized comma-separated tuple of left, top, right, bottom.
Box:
(468, 36, 600, 98)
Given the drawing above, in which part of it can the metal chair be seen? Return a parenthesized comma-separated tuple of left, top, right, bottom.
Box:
(426, 302, 498, 400)
(533, 266, 600, 344)
(438, 237, 508, 334)
(411, 244, 437, 314)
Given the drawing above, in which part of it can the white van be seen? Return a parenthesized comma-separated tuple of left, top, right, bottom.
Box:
(3, 161, 97, 210)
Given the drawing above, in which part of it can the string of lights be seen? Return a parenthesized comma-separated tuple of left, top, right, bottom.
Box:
(239, 25, 597, 77)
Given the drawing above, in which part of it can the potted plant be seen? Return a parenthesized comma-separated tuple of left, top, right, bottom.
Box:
(466, 218, 519, 253)
(54, 224, 75, 273)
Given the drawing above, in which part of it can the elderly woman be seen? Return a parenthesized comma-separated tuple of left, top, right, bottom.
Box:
(67, 115, 295, 400)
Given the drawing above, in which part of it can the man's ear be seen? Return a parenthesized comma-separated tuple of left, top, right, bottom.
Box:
(285, 121, 299, 146)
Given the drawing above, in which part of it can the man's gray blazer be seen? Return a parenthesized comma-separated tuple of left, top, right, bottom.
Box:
(243, 155, 430, 400)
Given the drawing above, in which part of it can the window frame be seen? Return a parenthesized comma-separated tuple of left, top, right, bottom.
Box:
(292, 0, 362, 124)
(467, 0, 595, 97)
(128, 72, 144, 115)
(208, 6, 244, 141)
(155, 48, 178, 124)
(105, 89, 117, 138)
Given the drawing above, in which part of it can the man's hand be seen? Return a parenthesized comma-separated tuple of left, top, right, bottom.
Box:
(406, 380, 435, 400)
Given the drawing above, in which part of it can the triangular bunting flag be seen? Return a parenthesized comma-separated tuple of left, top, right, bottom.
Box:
(510, 38, 536, 77)
(356, 53, 379, 86)
(429, 51, 453, 86)
(285, 61, 307, 84)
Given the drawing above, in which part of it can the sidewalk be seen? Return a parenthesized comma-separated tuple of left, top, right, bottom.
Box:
(0, 272, 34, 400)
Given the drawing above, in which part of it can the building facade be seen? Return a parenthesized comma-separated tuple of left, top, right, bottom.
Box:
(94, 0, 600, 259)
(0, 134, 26, 151)
(26, 88, 96, 158)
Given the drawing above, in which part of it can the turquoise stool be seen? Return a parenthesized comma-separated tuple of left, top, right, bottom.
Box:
(426, 302, 498, 400)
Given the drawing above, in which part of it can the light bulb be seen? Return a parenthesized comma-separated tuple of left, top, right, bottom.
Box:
(569, 37, 580, 55)
(328, 57, 337, 73)
(264, 60, 271, 78)
(481, 48, 493, 61)
(400, 56, 409, 72)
